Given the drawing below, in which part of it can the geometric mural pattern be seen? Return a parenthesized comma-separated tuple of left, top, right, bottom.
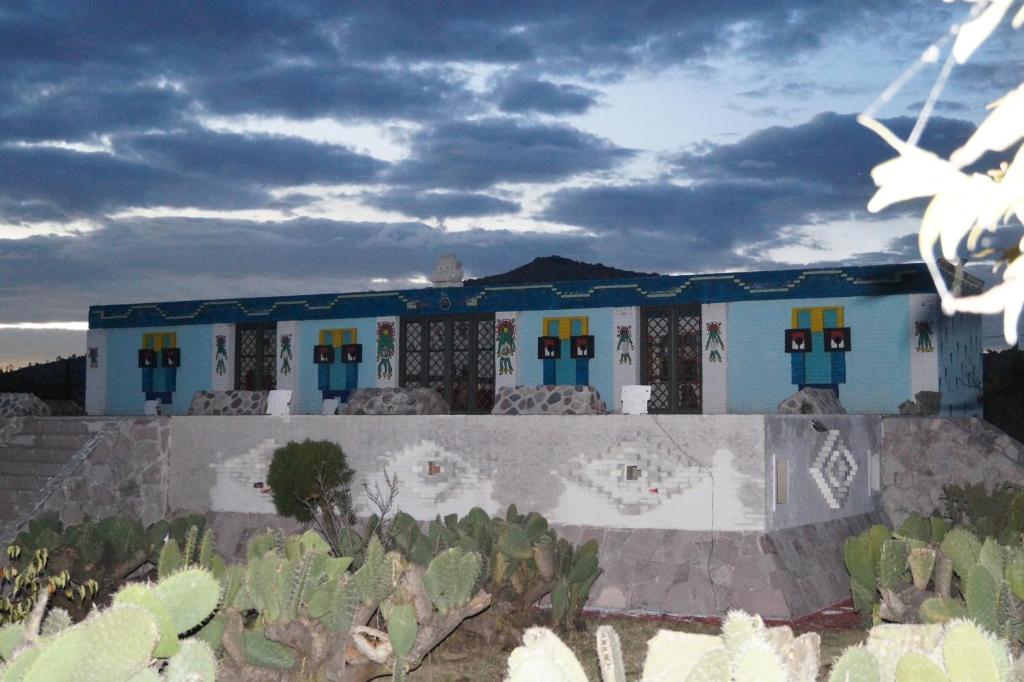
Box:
(809, 429, 858, 509)
(564, 433, 708, 515)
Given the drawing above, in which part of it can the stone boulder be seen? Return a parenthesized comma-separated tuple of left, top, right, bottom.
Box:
(777, 387, 846, 415)
(898, 390, 942, 416)
(342, 388, 450, 415)
(491, 385, 608, 415)
(187, 390, 269, 416)
(0, 393, 51, 417)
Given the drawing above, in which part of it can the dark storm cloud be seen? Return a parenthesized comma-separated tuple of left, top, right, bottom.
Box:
(389, 118, 634, 189)
(332, 1, 934, 74)
(492, 77, 599, 115)
(0, 80, 190, 142)
(192, 64, 474, 122)
(0, 2, 944, 137)
(0, 215, 769, 322)
(0, 146, 262, 219)
(120, 129, 386, 187)
(543, 113, 983, 250)
(363, 191, 520, 220)
(671, 112, 975, 186)
(0, 129, 385, 222)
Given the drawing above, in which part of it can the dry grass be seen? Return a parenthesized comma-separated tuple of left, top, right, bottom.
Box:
(409, 614, 867, 681)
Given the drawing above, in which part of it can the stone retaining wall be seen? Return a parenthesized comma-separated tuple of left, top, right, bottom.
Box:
(201, 509, 882, 619)
(39, 418, 170, 526)
(881, 417, 1024, 525)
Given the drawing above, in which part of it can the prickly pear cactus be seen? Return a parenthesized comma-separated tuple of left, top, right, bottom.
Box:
(908, 547, 937, 591)
(423, 547, 482, 614)
(828, 645, 881, 682)
(0, 567, 222, 682)
(940, 529, 981, 580)
(505, 627, 590, 682)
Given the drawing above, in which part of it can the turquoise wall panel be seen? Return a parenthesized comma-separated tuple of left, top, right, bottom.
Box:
(105, 325, 212, 415)
(938, 312, 982, 416)
(517, 308, 613, 405)
(727, 295, 911, 414)
(296, 317, 378, 414)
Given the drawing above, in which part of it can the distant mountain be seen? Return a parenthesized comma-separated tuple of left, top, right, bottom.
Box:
(0, 355, 85, 407)
(465, 256, 658, 286)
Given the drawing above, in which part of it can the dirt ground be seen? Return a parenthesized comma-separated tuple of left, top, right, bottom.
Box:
(408, 603, 867, 681)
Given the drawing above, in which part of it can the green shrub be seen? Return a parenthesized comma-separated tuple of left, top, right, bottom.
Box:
(942, 482, 1024, 544)
(10, 513, 205, 617)
(266, 439, 355, 523)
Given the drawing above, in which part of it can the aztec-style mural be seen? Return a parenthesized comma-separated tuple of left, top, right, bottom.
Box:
(215, 335, 228, 376)
(496, 319, 516, 375)
(279, 334, 293, 375)
(562, 433, 709, 515)
(376, 321, 395, 380)
(915, 321, 934, 352)
(809, 429, 858, 510)
(705, 321, 724, 363)
(616, 324, 634, 365)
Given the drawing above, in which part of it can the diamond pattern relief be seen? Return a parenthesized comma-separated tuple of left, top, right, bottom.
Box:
(563, 434, 707, 514)
(366, 440, 481, 507)
(809, 429, 858, 509)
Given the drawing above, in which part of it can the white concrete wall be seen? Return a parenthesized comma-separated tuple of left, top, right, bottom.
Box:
(167, 415, 772, 531)
(909, 294, 939, 395)
(275, 321, 300, 397)
(764, 415, 881, 531)
(701, 303, 728, 414)
(611, 307, 640, 412)
(494, 311, 519, 391)
(210, 323, 235, 391)
(85, 329, 107, 415)
(375, 316, 399, 388)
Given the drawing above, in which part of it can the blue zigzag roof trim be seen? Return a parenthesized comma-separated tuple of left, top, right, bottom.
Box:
(89, 262, 940, 329)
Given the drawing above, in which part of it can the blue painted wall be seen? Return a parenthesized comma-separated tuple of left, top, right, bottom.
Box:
(105, 325, 212, 415)
(296, 317, 378, 414)
(517, 307, 614, 406)
(938, 311, 982, 416)
(727, 295, 911, 414)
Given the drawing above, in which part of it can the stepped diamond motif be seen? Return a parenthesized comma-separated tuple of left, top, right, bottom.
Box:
(809, 430, 858, 509)
(563, 434, 707, 514)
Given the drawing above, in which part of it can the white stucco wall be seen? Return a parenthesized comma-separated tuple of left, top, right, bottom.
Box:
(166, 414, 882, 533)
(168, 415, 770, 531)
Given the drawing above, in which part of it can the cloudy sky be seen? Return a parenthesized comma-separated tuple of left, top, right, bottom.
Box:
(1, 1, 1020, 367)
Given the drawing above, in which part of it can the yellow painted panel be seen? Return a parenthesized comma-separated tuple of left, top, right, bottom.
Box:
(790, 307, 843, 332)
(542, 316, 589, 340)
(320, 328, 357, 347)
(142, 332, 177, 350)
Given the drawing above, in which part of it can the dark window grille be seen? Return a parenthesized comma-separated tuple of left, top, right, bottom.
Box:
(641, 306, 702, 413)
(400, 314, 495, 414)
(236, 323, 277, 391)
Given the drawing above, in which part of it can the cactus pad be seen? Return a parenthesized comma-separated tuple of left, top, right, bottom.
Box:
(641, 630, 725, 682)
(113, 583, 180, 657)
(387, 602, 418, 661)
(919, 597, 966, 624)
(22, 604, 158, 682)
(940, 529, 980, 580)
(152, 568, 222, 635)
(164, 639, 217, 682)
(942, 619, 1002, 682)
(909, 547, 937, 591)
(423, 548, 481, 614)
(828, 646, 881, 682)
(731, 639, 787, 682)
(965, 565, 1000, 635)
(893, 652, 947, 682)
(878, 538, 910, 591)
